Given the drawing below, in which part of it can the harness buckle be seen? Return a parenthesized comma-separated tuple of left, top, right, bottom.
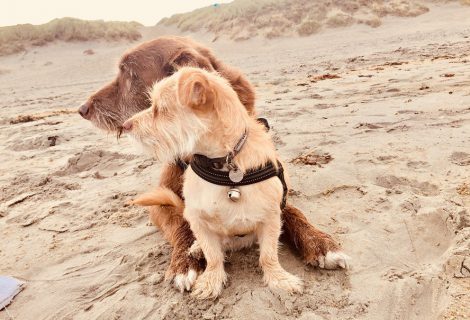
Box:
(226, 152, 236, 170)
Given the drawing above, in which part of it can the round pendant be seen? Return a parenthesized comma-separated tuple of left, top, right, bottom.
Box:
(228, 188, 241, 202)
(229, 168, 244, 183)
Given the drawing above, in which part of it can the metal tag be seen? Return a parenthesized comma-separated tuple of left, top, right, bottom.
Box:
(229, 168, 244, 183)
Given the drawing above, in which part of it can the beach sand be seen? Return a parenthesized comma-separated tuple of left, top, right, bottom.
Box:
(0, 3, 469, 319)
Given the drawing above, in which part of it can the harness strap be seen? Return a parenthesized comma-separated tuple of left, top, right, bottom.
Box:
(175, 158, 188, 171)
(277, 163, 288, 209)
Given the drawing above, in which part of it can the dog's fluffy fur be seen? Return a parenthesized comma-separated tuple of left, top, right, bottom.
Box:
(127, 67, 303, 298)
(81, 37, 349, 292)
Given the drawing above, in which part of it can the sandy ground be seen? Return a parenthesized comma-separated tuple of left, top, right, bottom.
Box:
(1, 4, 469, 320)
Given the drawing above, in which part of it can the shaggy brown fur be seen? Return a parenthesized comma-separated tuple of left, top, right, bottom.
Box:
(79, 36, 343, 287)
(281, 206, 340, 264)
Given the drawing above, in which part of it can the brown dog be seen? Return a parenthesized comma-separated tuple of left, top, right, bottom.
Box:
(79, 36, 347, 292)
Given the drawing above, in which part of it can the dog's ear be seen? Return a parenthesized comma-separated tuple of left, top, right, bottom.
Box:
(177, 70, 213, 110)
(168, 48, 215, 74)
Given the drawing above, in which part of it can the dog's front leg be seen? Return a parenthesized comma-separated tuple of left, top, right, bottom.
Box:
(281, 204, 350, 269)
(257, 211, 303, 293)
(148, 205, 204, 292)
(149, 164, 206, 291)
(186, 211, 227, 300)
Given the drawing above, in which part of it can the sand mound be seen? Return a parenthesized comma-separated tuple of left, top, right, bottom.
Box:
(0, 18, 142, 56)
(159, 0, 454, 40)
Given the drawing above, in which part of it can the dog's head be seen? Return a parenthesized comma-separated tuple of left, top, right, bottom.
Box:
(78, 36, 255, 132)
(122, 67, 245, 163)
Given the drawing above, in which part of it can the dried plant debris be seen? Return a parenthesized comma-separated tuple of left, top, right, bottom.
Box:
(9, 109, 75, 124)
(382, 61, 408, 66)
(322, 185, 366, 197)
(450, 152, 470, 166)
(291, 150, 333, 167)
(83, 49, 95, 55)
(457, 183, 470, 196)
(309, 73, 341, 82)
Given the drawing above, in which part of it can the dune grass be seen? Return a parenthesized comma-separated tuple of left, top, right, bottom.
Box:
(159, 0, 464, 40)
(0, 18, 142, 56)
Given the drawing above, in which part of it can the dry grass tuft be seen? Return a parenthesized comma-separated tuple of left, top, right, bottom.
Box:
(297, 21, 322, 36)
(159, 0, 456, 40)
(326, 12, 354, 28)
(0, 18, 142, 56)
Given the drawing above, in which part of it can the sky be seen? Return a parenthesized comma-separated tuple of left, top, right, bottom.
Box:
(0, 0, 232, 27)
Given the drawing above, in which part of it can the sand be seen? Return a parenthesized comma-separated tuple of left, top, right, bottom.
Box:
(0, 3, 469, 320)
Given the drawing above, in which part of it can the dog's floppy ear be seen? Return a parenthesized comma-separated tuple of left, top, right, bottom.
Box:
(177, 69, 213, 110)
(169, 48, 215, 74)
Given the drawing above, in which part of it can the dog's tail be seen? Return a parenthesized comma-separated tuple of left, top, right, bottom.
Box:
(131, 187, 184, 209)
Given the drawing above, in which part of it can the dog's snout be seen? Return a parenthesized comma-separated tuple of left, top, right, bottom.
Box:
(78, 102, 91, 119)
(122, 119, 133, 131)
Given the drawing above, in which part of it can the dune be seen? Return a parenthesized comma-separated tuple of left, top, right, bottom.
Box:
(0, 2, 469, 320)
(159, 0, 468, 41)
(0, 17, 142, 56)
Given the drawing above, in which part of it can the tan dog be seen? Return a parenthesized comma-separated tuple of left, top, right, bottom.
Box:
(123, 67, 303, 299)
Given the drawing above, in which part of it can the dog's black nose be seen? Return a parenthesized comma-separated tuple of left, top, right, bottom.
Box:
(78, 102, 90, 119)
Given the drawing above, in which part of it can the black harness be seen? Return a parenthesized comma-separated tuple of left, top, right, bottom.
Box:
(176, 118, 289, 209)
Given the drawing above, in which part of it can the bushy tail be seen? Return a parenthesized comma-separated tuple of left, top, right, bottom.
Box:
(132, 187, 184, 209)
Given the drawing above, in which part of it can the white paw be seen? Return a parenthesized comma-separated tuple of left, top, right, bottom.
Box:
(265, 271, 303, 294)
(192, 270, 227, 300)
(173, 269, 198, 292)
(318, 251, 351, 269)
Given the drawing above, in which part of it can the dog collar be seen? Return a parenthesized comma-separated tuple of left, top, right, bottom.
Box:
(187, 117, 287, 209)
(190, 157, 288, 209)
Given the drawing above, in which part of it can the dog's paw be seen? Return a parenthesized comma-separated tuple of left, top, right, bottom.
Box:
(264, 271, 303, 294)
(191, 270, 227, 300)
(173, 269, 198, 292)
(166, 253, 204, 292)
(318, 251, 351, 270)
